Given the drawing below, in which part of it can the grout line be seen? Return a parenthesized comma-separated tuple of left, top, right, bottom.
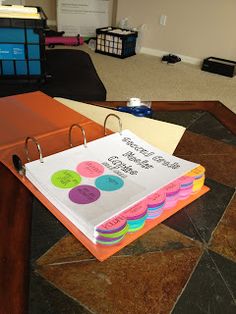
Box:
(170, 249, 204, 313)
(35, 270, 96, 314)
(162, 223, 203, 247)
(186, 111, 206, 129)
(38, 251, 164, 267)
(38, 247, 200, 267)
(176, 153, 232, 156)
(206, 248, 236, 305)
(185, 206, 236, 305)
(47, 258, 97, 266)
(208, 190, 236, 247)
(170, 203, 236, 310)
(207, 190, 236, 301)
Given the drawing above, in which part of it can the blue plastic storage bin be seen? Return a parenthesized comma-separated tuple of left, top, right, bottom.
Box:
(0, 6, 47, 81)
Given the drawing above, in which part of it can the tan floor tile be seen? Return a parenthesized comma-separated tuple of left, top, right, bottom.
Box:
(37, 246, 202, 314)
(36, 225, 203, 313)
(37, 224, 202, 266)
(209, 193, 236, 263)
(175, 131, 236, 187)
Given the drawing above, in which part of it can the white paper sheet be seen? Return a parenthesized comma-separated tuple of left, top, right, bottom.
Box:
(57, 0, 110, 36)
(54, 97, 186, 155)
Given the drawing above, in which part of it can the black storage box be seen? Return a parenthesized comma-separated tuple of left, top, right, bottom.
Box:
(96, 26, 138, 59)
(201, 57, 236, 77)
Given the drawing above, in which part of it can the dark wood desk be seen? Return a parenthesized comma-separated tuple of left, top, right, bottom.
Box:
(1, 100, 236, 314)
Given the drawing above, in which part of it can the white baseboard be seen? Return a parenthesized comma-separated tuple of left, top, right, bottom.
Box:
(140, 47, 201, 65)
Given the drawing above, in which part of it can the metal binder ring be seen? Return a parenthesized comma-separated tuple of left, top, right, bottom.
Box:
(24, 136, 44, 163)
(69, 124, 87, 148)
(104, 114, 122, 135)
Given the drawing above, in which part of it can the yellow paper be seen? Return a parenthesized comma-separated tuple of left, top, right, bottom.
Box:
(0, 6, 39, 19)
(54, 97, 186, 154)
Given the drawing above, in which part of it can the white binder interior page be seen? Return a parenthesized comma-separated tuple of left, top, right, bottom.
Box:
(25, 130, 198, 239)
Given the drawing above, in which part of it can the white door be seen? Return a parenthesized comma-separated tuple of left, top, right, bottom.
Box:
(57, 0, 111, 37)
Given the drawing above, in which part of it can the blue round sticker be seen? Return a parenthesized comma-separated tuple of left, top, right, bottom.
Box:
(95, 175, 124, 191)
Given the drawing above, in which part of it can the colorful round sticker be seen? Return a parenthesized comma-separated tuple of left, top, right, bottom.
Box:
(95, 175, 124, 191)
(96, 214, 127, 234)
(69, 184, 101, 204)
(76, 161, 104, 178)
(186, 165, 205, 179)
(123, 201, 147, 220)
(164, 181, 180, 196)
(147, 190, 166, 208)
(51, 170, 82, 189)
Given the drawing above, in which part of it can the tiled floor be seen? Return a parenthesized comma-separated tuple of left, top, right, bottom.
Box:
(29, 111, 236, 314)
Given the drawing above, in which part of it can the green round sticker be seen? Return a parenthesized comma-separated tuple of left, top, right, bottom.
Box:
(51, 169, 82, 189)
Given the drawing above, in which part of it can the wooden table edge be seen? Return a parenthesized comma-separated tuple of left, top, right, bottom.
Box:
(0, 163, 33, 314)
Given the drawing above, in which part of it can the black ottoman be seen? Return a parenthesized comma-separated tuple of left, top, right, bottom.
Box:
(0, 49, 106, 101)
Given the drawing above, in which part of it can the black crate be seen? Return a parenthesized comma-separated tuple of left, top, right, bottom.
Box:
(0, 6, 47, 81)
(201, 57, 236, 77)
(96, 27, 138, 59)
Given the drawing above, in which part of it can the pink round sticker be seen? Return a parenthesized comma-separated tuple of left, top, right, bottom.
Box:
(123, 201, 147, 220)
(178, 176, 194, 188)
(163, 198, 178, 210)
(179, 187, 192, 199)
(147, 190, 166, 208)
(76, 161, 104, 178)
(164, 181, 180, 196)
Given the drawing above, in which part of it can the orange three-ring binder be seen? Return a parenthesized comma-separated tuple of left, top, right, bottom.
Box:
(0, 91, 209, 261)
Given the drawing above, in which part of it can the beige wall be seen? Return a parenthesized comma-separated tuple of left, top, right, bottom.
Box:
(25, 0, 56, 21)
(23, 0, 236, 60)
(116, 0, 236, 61)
